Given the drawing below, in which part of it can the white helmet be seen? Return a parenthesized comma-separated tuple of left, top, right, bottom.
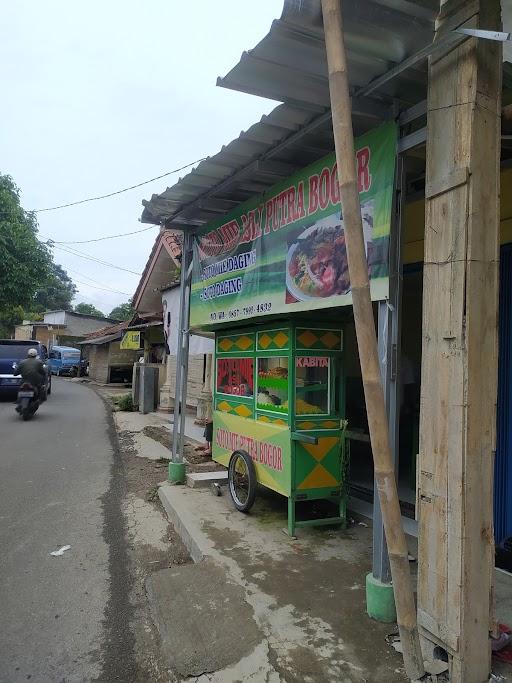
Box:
(27, 348, 38, 357)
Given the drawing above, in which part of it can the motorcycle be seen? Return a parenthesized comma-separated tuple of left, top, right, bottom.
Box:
(16, 382, 40, 420)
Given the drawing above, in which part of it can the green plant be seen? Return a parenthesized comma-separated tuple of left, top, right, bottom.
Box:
(109, 301, 135, 321)
(117, 393, 134, 411)
(74, 302, 105, 317)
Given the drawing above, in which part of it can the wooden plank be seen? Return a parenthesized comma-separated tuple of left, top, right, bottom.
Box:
(425, 167, 469, 199)
(418, 0, 501, 680)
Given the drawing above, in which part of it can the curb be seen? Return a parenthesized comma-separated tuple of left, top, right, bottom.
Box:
(158, 485, 210, 564)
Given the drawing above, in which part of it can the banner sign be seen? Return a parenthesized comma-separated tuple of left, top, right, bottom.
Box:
(190, 122, 397, 328)
(120, 331, 141, 350)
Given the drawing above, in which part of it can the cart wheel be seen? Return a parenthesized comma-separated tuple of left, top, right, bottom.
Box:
(228, 450, 256, 512)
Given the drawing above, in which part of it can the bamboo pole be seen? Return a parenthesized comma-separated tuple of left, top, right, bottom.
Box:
(320, 1, 425, 680)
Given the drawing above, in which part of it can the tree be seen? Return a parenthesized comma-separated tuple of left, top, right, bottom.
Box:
(74, 302, 105, 317)
(33, 263, 77, 313)
(108, 301, 135, 321)
(0, 174, 52, 336)
(0, 305, 25, 340)
(0, 174, 52, 309)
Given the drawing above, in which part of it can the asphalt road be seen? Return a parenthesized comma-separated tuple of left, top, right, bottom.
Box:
(0, 379, 136, 683)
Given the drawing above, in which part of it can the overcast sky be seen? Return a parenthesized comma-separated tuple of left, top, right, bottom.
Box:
(1, 1, 279, 315)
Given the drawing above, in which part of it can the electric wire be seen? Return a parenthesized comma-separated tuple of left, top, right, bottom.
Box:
(62, 267, 131, 296)
(47, 224, 158, 245)
(71, 278, 131, 296)
(31, 157, 206, 212)
(64, 266, 130, 293)
(49, 242, 142, 276)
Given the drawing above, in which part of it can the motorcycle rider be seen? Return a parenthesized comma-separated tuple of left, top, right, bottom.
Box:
(14, 348, 47, 405)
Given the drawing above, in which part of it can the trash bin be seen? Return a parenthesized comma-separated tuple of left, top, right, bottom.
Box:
(138, 365, 159, 414)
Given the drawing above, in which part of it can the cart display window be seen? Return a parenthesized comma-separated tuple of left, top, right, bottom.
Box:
(216, 357, 254, 397)
(295, 356, 330, 415)
(257, 357, 288, 413)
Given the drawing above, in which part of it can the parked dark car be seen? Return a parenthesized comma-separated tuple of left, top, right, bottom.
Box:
(0, 340, 52, 397)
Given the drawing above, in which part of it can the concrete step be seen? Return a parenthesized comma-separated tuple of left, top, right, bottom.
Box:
(186, 471, 228, 489)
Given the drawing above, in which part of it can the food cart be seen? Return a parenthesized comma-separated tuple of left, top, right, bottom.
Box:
(212, 321, 347, 536)
(178, 122, 396, 536)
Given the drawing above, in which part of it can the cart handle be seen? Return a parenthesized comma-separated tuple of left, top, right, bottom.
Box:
(291, 432, 318, 445)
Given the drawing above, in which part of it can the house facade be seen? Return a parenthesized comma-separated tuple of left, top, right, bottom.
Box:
(81, 321, 140, 384)
(15, 310, 117, 348)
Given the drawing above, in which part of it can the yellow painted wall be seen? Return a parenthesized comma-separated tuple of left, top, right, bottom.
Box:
(403, 166, 512, 264)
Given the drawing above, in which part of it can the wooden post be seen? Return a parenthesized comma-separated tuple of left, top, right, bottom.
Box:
(418, 1, 502, 680)
(320, 1, 425, 680)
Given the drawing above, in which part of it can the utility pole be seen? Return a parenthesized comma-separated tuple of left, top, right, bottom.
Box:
(321, 1, 425, 679)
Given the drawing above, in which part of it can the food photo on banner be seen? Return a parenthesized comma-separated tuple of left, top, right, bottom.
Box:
(190, 122, 397, 329)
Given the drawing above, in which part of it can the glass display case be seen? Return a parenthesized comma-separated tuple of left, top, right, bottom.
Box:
(257, 357, 288, 413)
(295, 355, 330, 415)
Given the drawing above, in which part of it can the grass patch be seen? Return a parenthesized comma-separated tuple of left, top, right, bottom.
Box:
(116, 394, 134, 412)
(146, 486, 159, 502)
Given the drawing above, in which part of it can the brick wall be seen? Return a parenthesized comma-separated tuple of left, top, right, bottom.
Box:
(88, 345, 109, 384)
(14, 325, 32, 340)
(14, 325, 52, 348)
(108, 342, 138, 366)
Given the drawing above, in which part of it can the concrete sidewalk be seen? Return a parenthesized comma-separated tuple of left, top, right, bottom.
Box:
(94, 389, 512, 682)
(115, 406, 204, 442)
(153, 483, 409, 682)
(74, 377, 206, 444)
(113, 407, 204, 449)
(152, 481, 512, 682)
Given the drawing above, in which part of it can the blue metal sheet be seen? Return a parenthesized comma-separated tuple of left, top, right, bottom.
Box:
(495, 244, 512, 545)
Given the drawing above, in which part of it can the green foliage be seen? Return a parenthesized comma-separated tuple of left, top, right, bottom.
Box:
(0, 174, 81, 338)
(0, 305, 25, 339)
(33, 262, 77, 313)
(74, 302, 105, 317)
(0, 175, 53, 313)
(109, 301, 135, 321)
(117, 393, 134, 411)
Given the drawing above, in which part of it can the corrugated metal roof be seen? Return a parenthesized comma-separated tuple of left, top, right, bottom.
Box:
(140, 97, 391, 228)
(84, 321, 129, 340)
(141, 0, 508, 230)
(217, 0, 437, 108)
(140, 103, 328, 227)
(80, 332, 123, 346)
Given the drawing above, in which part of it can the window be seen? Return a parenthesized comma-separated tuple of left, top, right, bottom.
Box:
(49, 351, 56, 359)
(0, 344, 37, 359)
(216, 357, 254, 397)
(257, 357, 288, 413)
(295, 356, 330, 415)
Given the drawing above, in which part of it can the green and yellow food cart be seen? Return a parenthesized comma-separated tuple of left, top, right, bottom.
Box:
(212, 321, 347, 536)
(183, 122, 397, 535)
